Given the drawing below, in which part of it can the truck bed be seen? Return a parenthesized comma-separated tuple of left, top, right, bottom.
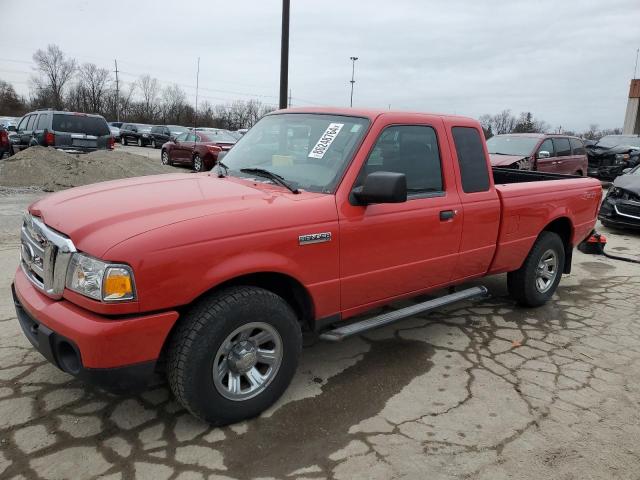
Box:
(488, 167, 603, 275)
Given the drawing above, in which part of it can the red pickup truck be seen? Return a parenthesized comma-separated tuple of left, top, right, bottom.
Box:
(13, 107, 602, 425)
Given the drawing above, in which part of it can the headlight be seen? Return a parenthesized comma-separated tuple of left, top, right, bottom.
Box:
(615, 153, 629, 164)
(66, 253, 135, 302)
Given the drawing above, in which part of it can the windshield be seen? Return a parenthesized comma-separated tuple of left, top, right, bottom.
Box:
(136, 124, 152, 133)
(52, 114, 110, 136)
(486, 135, 540, 156)
(596, 135, 640, 148)
(221, 113, 370, 193)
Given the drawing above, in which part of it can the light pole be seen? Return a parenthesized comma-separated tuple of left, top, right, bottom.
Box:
(349, 56, 358, 107)
(279, 0, 290, 109)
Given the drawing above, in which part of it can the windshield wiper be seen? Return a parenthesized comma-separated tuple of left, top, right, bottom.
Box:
(216, 160, 229, 178)
(490, 152, 513, 155)
(240, 168, 300, 194)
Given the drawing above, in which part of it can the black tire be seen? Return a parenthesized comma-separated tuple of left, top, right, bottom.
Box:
(121, 136, 127, 146)
(507, 231, 565, 307)
(193, 154, 203, 172)
(152, 139, 158, 149)
(161, 150, 172, 166)
(166, 286, 302, 425)
(137, 137, 143, 147)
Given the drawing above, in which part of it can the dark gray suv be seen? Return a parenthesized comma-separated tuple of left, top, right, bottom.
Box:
(10, 109, 113, 155)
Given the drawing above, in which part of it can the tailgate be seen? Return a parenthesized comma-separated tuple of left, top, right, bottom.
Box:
(488, 177, 602, 274)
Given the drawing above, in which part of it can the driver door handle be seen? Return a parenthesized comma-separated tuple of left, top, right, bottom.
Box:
(440, 210, 456, 221)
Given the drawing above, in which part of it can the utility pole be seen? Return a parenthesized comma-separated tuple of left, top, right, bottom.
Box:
(634, 48, 639, 79)
(288, 88, 292, 108)
(349, 56, 358, 107)
(279, 0, 290, 110)
(114, 59, 120, 121)
(194, 57, 200, 133)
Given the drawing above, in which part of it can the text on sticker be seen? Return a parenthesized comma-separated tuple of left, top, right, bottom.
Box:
(308, 123, 344, 159)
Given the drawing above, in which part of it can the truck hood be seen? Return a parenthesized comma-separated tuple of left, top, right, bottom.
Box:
(29, 173, 327, 257)
(489, 154, 525, 167)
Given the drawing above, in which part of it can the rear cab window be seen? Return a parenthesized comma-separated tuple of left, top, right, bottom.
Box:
(53, 114, 110, 137)
(451, 127, 490, 193)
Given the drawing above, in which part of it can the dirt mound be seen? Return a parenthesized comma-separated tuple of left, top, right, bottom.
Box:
(0, 146, 179, 191)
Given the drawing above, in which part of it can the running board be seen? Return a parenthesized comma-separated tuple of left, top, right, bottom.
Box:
(319, 286, 489, 342)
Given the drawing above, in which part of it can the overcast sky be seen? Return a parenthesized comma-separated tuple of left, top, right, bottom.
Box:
(1, 0, 639, 131)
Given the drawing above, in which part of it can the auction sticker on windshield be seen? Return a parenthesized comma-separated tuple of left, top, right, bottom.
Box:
(308, 123, 344, 159)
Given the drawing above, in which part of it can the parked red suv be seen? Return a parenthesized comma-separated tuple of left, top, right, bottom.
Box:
(487, 133, 587, 176)
(161, 129, 237, 172)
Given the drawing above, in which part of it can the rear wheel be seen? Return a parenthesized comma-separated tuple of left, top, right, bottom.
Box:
(166, 286, 302, 425)
(137, 137, 143, 147)
(152, 139, 157, 149)
(121, 137, 127, 146)
(193, 154, 203, 172)
(507, 231, 565, 307)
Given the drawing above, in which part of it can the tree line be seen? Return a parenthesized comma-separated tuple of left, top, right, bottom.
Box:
(479, 110, 621, 140)
(0, 44, 274, 130)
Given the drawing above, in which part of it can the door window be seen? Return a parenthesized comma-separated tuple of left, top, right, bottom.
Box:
(570, 138, 585, 155)
(358, 125, 443, 194)
(25, 115, 36, 131)
(538, 139, 554, 157)
(175, 133, 188, 142)
(35, 114, 49, 131)
(186, 134, 197, 142)
(553, 138, 571, 157)
(16, 116, 29, 131)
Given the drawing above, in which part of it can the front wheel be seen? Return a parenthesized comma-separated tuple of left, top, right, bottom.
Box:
(137, 137, 143, 147)
(507, 231, 565, 307)
(167, 286, 302, 425)
(121, 136, 127, 146)
(161, 150, 172, 166)
(151, 139, 157, 149)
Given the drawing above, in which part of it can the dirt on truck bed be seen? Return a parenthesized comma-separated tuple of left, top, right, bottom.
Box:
(0, 146, 178, 191)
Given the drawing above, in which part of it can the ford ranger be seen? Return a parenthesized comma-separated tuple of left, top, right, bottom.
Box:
(12, 107, 602, 425)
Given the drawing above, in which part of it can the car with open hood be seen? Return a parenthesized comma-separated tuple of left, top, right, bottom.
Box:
(487, 133, 587, 176)
(599, 164, 640, 229)
(586, 134, 640, 180)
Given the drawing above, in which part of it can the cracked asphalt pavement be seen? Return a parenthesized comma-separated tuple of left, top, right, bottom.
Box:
(1, 188, 640, 479)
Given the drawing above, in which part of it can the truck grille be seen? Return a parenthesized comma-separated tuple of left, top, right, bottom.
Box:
(20, 214, 76, 299)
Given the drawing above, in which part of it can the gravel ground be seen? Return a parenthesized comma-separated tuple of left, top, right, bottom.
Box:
(0, 187, 640, 479)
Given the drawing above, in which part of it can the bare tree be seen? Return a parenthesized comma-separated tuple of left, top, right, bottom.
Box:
(138, 75, 160, 122)
(492, 110, 517, 135)
(78, 63, 111, 113)
(31, 44, 76, 109)
(161, 84, 188, 124)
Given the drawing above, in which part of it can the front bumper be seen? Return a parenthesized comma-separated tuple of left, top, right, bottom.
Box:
(13, 268, 178, 392)
(598, 196, 640, 230)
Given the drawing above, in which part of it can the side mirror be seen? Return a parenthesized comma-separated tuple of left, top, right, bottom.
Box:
(7, 125, 16, 132)
(351, 171, 407, 205)
(170, 136, 176, 143)
(537, 150, 550, 159)
(622, 168, 632, 174)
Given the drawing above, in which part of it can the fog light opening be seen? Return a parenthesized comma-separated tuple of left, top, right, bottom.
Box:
(57, 341, 81, 375)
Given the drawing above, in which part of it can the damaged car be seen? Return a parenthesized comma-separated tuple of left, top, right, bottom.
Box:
(487, 133, 587, 176)
(586, 134, 640, 180)
(599, 164, 640, 229)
